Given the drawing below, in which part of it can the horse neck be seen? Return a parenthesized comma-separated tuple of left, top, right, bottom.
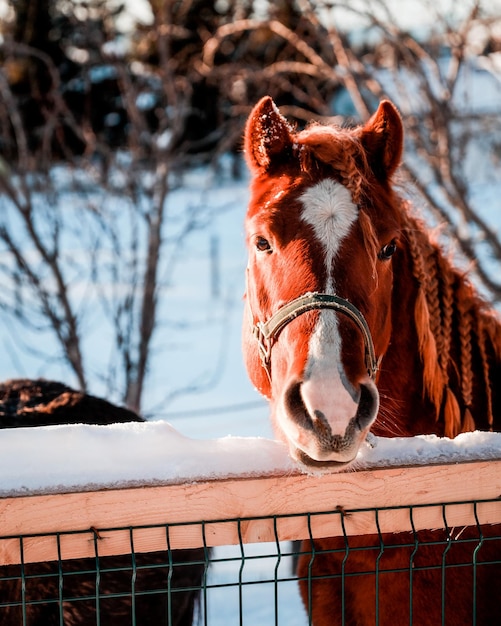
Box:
(377, 214, 501, 439)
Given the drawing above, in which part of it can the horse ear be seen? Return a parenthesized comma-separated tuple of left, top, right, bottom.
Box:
(244, 96, 293, 173)
(360, 100, 403, 181)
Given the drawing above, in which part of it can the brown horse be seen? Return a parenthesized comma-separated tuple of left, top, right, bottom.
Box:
(243, 97, 501, 625)
(0, 378, 205, 626)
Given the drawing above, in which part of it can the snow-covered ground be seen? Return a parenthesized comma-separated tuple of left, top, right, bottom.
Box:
(0, 161, 272, 437)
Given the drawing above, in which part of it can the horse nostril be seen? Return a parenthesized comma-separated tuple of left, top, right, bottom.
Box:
(284, 381, 314, 431)
(356, 384, 378, 430)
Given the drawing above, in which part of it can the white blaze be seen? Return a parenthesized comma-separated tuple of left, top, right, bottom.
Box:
(299, 180, 359, 437)
(300, 179, 358, 292)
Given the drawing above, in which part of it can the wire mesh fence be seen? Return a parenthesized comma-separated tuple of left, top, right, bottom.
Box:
(1, 497, 500, 625)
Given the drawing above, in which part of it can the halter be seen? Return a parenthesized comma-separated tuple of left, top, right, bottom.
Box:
(252, 292, 379, 381)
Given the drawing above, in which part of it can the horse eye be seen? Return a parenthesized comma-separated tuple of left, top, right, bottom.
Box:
(256, 236, 272, 252)
(378, 240, 397, 260)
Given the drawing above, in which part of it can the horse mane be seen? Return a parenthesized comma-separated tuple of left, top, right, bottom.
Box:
(403, 210, 501, 436)
(283, 121, 500, 438)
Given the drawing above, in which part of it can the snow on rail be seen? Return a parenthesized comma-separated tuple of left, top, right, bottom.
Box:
(1, 421, 500, 496)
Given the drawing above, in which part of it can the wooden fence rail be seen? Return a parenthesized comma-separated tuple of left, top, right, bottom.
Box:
(1, 459, 501, 566)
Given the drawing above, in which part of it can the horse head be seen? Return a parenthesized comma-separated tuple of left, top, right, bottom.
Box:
(243, 96, 404, 468)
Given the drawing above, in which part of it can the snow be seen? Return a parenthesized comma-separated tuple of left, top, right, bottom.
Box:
(1, 422, 499, 497)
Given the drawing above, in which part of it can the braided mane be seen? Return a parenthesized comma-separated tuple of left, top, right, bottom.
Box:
(404, 208, 501, 436)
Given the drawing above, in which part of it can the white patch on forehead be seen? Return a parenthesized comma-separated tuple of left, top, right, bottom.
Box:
(300, 179, 358, 283)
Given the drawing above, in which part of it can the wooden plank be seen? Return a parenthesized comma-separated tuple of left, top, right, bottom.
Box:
(1, 460, 500, 565)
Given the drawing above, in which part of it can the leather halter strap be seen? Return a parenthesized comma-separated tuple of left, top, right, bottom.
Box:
(252, 292, 379, 381)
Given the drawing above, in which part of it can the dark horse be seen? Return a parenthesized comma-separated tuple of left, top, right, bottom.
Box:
(0, 378, 205, 626)
(242, 97, 501, 625)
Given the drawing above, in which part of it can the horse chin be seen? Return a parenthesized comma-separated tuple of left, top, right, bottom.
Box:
(292, 447, 356, 470)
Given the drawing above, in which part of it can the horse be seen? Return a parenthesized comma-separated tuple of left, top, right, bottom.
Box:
(242, 96, 501, 625)
(0, 378, 205, 626)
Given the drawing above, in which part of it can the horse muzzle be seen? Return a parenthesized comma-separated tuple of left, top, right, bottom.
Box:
(280, 380, 379, 468)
